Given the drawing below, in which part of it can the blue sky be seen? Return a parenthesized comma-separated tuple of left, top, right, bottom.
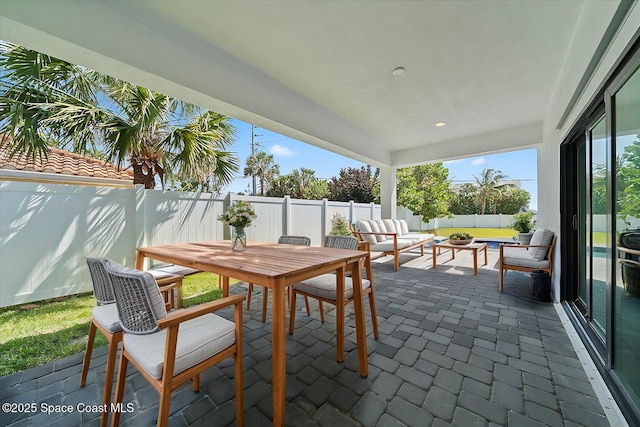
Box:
(224, 119, 538, 211)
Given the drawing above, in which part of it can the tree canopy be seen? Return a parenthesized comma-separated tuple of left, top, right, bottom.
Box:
(473, 168, 512, 214)
(244, 151, 279, 196)
(618, 135, 640, 222)
(0, 41, 238, 189)
(396, 163, 452, 223)
(328, 165, 379, 203)
(266, 168, 329, 199)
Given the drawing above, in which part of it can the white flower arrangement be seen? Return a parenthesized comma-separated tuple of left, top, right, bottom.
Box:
(218, 201, 257, 228)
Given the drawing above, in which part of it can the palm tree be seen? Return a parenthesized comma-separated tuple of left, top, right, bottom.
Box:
(474, 168, 509, 214)
(243, 151, 279, 196)
(0, 41, 238, 189)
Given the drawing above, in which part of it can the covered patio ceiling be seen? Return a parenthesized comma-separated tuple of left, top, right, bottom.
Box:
(0, 1, 590, 168)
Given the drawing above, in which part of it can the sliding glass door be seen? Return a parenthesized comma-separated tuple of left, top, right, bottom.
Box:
(577, 116, 609, 341)
(564, 46, 640, 420)
(612, 60, 640, 405)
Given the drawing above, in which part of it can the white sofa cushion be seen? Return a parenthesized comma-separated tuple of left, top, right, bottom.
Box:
(374, 219, 387, 234)
(123, 313, 235, 380)
(529, 229, 554, 261)
(399, 220, 410, 235)
(383, 219, 397, 234)
(502, 246, 550, 269)
(357, 220, 377, 244)
(294, 274, 371, 300)
(368, 220, 387, 242)
(402, 233, 436, 245)
(370, 239, 414, 252)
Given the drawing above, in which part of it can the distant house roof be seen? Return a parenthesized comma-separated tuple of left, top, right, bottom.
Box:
(0, 145, 133, 187)
(0, 143, 134, 184)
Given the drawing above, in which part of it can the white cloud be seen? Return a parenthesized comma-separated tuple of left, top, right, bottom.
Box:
(471, 158, 486, 166)
(269, 144, 295, 157)
(443, 159, 464, 165)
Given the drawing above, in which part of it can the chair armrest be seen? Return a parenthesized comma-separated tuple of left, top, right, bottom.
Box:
(357, 241, 371, 252)
(501, 243, 552, 249)
(157, 294, 245, 329)
(158, 282, 180, 291)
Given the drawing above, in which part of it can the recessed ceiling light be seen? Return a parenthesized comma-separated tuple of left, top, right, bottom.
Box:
(392, 67, 405, 76)
(435, 122, 446, 127)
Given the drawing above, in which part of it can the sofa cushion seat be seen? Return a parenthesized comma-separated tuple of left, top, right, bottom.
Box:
(502, 246, 550, 269)
(370, 239, 414, 252)
(402, 233, 435, 245)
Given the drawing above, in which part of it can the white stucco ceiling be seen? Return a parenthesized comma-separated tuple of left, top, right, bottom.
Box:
(0, 0, 588, 167)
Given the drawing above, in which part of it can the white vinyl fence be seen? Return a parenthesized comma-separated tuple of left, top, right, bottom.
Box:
(0, 180, 379, 307)
(4, 178, 636, 307)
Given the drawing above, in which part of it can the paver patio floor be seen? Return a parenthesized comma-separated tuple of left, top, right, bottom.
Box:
(0, 248, 618, 426)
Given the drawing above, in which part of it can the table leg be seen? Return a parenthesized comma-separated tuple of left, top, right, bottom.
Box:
(336, 266, 345, 362)
(271, 279, 286, 427)
(451, 248, 456, 260)
(473, 248, 478, 275)
(135, 250, 144, 270)
(483, 245, 488, 266)
(351, 258, 368, 377)
(432, 245, 437, 269)
(220, 276, 230, 297)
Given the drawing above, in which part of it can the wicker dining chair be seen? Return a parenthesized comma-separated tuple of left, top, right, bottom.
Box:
(104, 260, 244, 427)
(246, 235, 312, 322)
(288, 235, 379, 362)
(81, 258, 123, 427)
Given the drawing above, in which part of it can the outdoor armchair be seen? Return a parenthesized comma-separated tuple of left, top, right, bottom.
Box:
(499, 229, 556, 292)
(81, 258, 123, 427)
(104, 260, 244, 427)
(289, 235, 379, 362)
(246, 235, 312, 322)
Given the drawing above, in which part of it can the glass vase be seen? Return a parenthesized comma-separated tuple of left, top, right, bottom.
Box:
(231, 226, 247, 252)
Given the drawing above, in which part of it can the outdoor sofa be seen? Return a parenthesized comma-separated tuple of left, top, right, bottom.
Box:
(353, 219, 435, 271)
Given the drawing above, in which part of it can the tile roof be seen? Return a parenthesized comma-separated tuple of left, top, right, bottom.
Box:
(0, 143, 133, 182)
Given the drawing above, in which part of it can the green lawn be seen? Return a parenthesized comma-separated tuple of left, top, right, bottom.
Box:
(0, 272, 230, 377)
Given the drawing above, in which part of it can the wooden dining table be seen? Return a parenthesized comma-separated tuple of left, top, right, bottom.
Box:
(135, 241, 370, 427)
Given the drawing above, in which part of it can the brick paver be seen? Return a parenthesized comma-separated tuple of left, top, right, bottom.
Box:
(0, 247, 617, 426)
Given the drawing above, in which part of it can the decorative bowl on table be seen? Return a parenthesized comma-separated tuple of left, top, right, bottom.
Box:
(449, 233, 473, 245)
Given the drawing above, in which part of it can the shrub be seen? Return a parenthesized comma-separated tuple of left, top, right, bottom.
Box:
(329, 213, 352, 236)
(510, 211, 535, 233)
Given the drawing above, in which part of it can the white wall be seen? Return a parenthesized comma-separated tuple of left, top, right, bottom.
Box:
(540, 1, 640, 297)
(0, 182, 379, 307)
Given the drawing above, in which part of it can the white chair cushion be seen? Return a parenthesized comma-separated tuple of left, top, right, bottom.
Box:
(294, 274, 371, 300)
(357, 220, 377, 244)
(502, 246, 550, 269)
(92, 304, 122, 333)
(529, 229, 554, 261)
(367, 220, 387, 242)
(399, 220, 410, 235)
(152, 264, 199, 277)
(123, 313, 235, 380)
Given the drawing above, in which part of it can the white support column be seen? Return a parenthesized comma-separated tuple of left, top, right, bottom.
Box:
(379, 165, 397, 219)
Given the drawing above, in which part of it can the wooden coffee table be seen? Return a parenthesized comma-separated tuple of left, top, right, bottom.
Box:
(432, 241, 488, 275)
